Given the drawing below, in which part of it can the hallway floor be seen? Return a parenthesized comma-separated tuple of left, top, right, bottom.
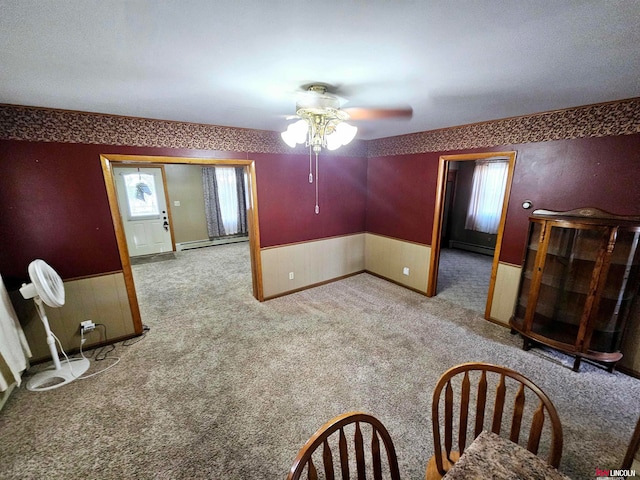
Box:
(436, 248, 493, 314)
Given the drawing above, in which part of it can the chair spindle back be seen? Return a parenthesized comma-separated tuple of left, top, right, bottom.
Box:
(430, 363, 563, 478)
(287, 412, 401, 480)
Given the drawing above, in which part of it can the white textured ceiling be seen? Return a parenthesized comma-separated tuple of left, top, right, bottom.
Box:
(1, 1, 639, 140)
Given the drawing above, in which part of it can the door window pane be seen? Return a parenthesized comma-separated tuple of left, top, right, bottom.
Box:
(123, 173, 160, 218)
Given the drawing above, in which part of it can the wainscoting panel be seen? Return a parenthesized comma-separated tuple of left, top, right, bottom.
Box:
(364, 233, 430, 293)
(488, 262, 521, 325)
(260, 234, 365, 298)
(11, 272, 135, 362)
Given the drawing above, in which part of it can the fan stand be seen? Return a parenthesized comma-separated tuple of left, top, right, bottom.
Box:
(26, 297, 90, 392)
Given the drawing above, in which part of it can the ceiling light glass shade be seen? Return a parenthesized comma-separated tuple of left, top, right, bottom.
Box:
(281, 119, 308, 148)
(290, 119, 308, 140)
(326, 122, 358, 150)
(325, 130, 342, 151)
(280, 129, 298, 148)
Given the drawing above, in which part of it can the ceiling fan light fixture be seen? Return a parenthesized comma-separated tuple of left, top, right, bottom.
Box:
(281, 115, 357, 152)
(280, 83, 410, 213)
(281, 84, 357, 153)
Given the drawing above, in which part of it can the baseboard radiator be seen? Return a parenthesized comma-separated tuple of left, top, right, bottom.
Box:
(448, 240, 495, 256)
(176, 236, 248, 251)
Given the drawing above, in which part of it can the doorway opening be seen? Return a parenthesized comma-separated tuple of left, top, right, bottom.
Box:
(427, 151, 516, 320)
(100, 154, 263, 335)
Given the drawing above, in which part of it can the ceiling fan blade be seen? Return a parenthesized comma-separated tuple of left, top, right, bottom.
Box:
(343, 106, 413, 121)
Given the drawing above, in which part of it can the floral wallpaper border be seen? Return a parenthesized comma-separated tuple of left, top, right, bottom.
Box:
(368, 97, 640, 157)
(0, 105, 367, 157)
(0, 105, 288, 154)
(1, 98, 638, 158)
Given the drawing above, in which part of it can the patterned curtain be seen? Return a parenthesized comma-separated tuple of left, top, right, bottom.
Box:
(202, 167, 226, 238)
(235, 168, 248, 235)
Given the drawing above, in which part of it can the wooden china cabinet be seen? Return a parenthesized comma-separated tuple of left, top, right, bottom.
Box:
(510, 208, 640, 372)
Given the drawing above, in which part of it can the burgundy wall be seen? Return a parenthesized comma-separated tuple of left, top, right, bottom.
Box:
(366, 153, 440, 244)
(365, 134, 640, 265)
(1, 141, 121, 287)
(254, 152, 367, 247)
(503, 134, 640, 263)
(0, 140, 367, 289)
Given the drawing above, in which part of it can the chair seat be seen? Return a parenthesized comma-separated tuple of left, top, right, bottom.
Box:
(425, 451, 460, 480)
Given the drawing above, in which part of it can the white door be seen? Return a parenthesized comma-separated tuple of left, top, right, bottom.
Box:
(113, 167, 173, 257)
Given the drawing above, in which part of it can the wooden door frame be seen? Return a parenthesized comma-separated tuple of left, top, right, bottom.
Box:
(100, 154, 263, 335)
(112, 163, 177, 255)
(426, 151, 517, 320)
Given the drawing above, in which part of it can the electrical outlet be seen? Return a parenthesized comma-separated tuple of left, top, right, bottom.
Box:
(289, 272, 294, 280)
(80, 320, 95, 333)
(402, 267, 410, 276)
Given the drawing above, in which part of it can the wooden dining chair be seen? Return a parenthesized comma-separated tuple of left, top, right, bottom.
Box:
(426, 362, 563, 480)
(286, 411, 402, 480)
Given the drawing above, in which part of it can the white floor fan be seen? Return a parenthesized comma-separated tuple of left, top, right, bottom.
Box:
(19, 259, 90, 391)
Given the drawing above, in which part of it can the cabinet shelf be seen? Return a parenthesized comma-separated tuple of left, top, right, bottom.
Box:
(510, 208, 640, 372)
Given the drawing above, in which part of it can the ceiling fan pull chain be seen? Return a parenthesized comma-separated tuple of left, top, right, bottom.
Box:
(315, 151, 319, 214)
(309, 145, 313, 183)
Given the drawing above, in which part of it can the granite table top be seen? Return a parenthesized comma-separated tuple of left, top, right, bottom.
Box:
(442, 431, 571, 480)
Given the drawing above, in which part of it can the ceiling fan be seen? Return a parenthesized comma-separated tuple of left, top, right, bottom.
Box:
(280, 83, 412, 215)
(281, 83, 412, 152)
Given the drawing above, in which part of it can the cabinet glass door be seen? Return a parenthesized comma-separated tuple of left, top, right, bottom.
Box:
(513, 222, 542, 330)
(530, 224, 609, 346)
(589, 229, 640, 352)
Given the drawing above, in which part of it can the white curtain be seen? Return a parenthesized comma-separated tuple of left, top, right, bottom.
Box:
(465, 160, 509, 234)
(215, 167, 240, 235)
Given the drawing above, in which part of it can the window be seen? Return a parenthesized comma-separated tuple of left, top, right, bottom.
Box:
(202, 166, 248, 238)
(122, 173, 160, 219)
(465, 160, 508, 234)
